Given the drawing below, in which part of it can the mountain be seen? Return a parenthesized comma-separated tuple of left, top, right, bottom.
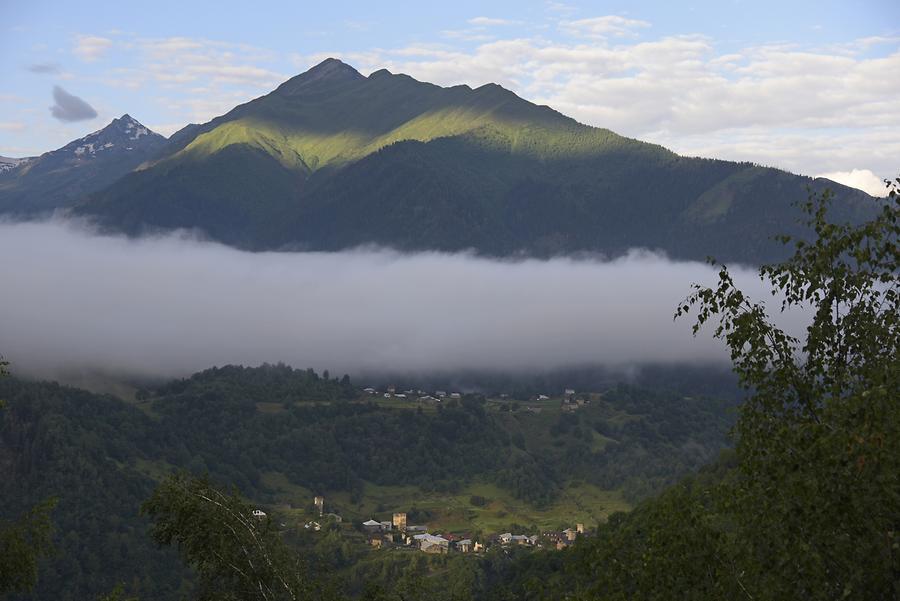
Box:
(64, 61, 876, 262)
(0, 115, 166, 214)
(0, 155, 34, 174)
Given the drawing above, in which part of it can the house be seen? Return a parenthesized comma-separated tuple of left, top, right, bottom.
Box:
(449, 392, 461, 399)
(363, 387, 376, 394)
(387, 386, 396, 393)
(251, 509, 267, 519)
(499, 532, 537, 546)
(473, 541, 485, 552)
(413, 533, 449, 554)
(379, 521, 393, 531)
(304, 521, 321, 531)
(406, 525, 427, 533)
(456, 539, 473, 553)
(435, 391, 447, 398)
(369, 537, 383, 549)
(395, 393, 407, 398)
(510, 534, 538, 546)
(564, 388, 576, 396)
(576, 523, 584, 534)
(363, 519, 383, 534)
(563, 528, 577, 542)
(537, 394, 550, 401)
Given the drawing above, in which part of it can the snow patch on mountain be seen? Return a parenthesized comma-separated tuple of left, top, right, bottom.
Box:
(0, 156, 33, 174)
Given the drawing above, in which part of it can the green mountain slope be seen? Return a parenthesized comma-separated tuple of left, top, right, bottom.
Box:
(76, 59, 874, 263)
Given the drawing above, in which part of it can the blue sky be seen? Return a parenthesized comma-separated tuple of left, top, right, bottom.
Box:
(2, 0, 898, 193)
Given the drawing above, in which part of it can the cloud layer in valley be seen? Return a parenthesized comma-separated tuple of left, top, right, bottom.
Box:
(49, 85, 98, 122)
(0, 220, 808, 382)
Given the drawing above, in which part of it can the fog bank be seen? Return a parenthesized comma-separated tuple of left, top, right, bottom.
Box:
(0, 220, 797, 381)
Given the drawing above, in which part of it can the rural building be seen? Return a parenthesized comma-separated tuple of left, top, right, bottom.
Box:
(393, 512, 407, 531)
(363, 519, 383, 533)
(413, 533, 449, 554)
(314, 496, 324, 516)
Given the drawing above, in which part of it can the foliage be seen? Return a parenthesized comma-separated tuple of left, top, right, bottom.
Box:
(0, 364, 734, 600)
(676, 178, 899, 598)
(142, 473, 333, 601)
(97, 583, 140, 601)
(0, 492, 56, 596)
(552, 177, 899, 600)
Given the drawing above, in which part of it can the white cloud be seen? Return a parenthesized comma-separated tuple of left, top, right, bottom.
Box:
(73, 35, 113, 61)
(468, 17, 519, 26)
(1, 219, 803, 381)
(561, 15, 651, 39)
(817, 169, 888, 197)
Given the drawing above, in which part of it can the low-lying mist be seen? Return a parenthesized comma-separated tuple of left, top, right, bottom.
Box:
(0, 219, 799, 384)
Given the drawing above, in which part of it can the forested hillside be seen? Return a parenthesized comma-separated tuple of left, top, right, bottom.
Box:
(0, 364, 735, 600)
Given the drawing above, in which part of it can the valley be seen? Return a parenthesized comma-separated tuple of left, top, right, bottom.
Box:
(0, 364, 736, 600)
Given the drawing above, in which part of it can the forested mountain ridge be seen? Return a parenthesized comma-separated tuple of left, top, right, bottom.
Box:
(0, 364, 736, 600)
(68, 59, 875, 264)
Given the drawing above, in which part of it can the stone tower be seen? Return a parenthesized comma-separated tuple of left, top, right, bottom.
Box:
(314, 496, 324, 516)
(392, 512, 407, 531)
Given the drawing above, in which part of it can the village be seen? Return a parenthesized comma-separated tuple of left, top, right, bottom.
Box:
(255, 493, 591, 557)
(248, 386, 610, 559)
(361, 385, 593, 414)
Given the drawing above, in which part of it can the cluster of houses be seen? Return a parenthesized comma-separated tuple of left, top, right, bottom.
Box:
(357, 509, 587, 554)
(362, 386, 591, 412)
(560, 389, 591, 412)
(362, 386, 464, 403)
(361, 516, 484, 554)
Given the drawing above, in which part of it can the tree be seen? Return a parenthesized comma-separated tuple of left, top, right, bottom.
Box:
(0, 498, 57, 596)
(675, 178, 899, 599)
(0, 356, 7, 410)
(141, 473, 335, 601)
